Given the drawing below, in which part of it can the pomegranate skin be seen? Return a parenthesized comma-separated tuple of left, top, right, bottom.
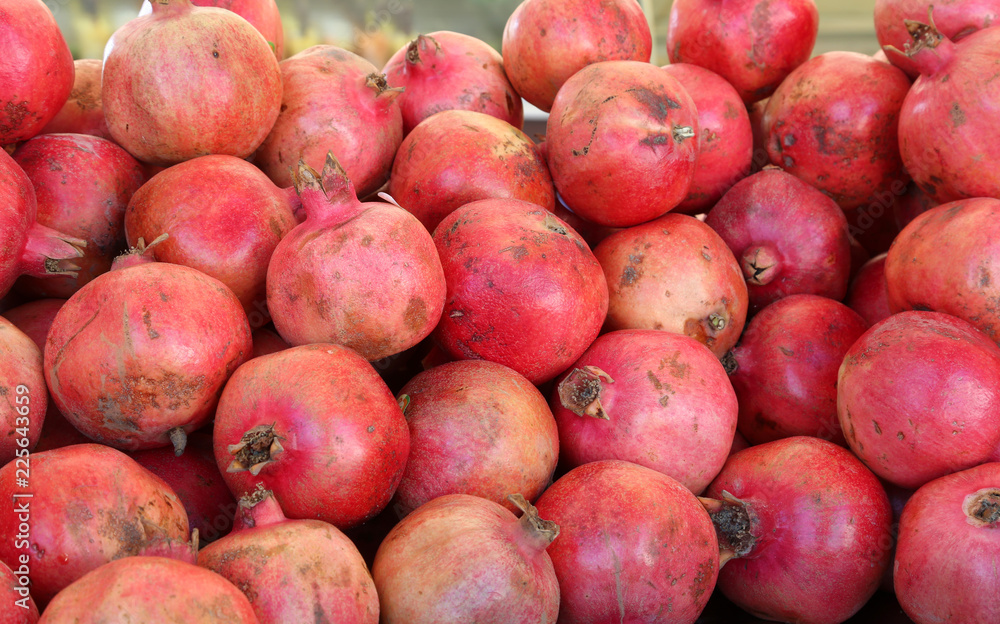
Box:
(0, 0, 74, 144)
(191, 0, 285, 60)
(0, 561, 38, 622)
(894, 462, 1000, 624)
(552, 330, 738, 494)
(256, 46, 402, 196)
(667, 0, 819, 103)
(595, 213, 748, 358)
(546, 60, 700, 227)
(886, 198, 1000, 342)
(383, 31, 523, 134)
(534, 460, 719, 623)
(432, 198, 609, 385)
(389, 110, 554, 232)
(373, 494, 560, 624)
(846, 253, 892, 327)
(0, 444, 191, 606)
(763, 51, 911, 210)
(38, 557, 258, 623)
(501, 0, 652, 112)
(213, 344, 410, 530)
(102, 0, 282, 165)
(0, 317, 45, 463)
(38, 60, 110, 139)
(392, 360, 559, 517)
(729, 295, 868, 447)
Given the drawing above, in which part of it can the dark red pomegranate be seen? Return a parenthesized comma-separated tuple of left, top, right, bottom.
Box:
(192, 0, 285, 60)
(39, 60, 110, 139)
(0, 316, 45, 463)
(893, 182, 938, 231)
(846, 253, 892, 327)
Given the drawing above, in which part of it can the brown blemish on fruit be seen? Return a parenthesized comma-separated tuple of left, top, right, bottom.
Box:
(403, 297, 428, 333)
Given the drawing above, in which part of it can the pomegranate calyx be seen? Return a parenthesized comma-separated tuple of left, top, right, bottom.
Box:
(741, 245, 780, 285)
(557, 365, 614, 420)
(964, 488, 1000, 527)
(227, 423, 285, 476)
(406, 34, 441, 66)
(168, 427, 187, 456)
(366, 72, 404, 100)
(721, 351, 738, 375)
(20, 222, 87, 279)
(509, 493, 560, 546)
(672, 125, 696, 142)
(699, 490, 758, 566)
(111, 233, 169, 271)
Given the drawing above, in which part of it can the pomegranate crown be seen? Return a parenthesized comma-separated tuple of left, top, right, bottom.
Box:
(289, 152, 357, 206)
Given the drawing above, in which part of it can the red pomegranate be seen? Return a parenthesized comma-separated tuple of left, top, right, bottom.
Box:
(192, 0, 285, 60)
(846, 253, 892, 327)
(250, 326, 290, 359)
(1, 560, 38, 623)
(38, 60, 110, 139)
(0, 317, 45, 463)
(893, 182, 938, 231)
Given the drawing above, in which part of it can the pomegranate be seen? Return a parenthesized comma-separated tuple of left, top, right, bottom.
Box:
(12, 133, 145, 298)
(388, 110, 554, 232)
(842, 187, 909, 257)
(703, 436, 893, 624)
(730, 429, 751, 455)
(38, 60, 110, 139)
(432, 198, 608, 384)
(125, 154, 299, 322)
(250, 326, 290, 359)
(704, 168, 851, 312)
(728, 295, 868, 447)
(255, 45, 402, 196)
(895, 462, 1000, 623)
(199, 487, 379, 623)
(391, 360, 559, 517)
(383, 31, 523, 134)
(846, 254, 892, 327)
(667, 0, 819, 103)
(0, 444, 191, 606)
(550, 194, 621, 250)
(0, 317, 45, 463)
(553, 329, 738, 493)
(37, 557, 258, 623)
(838, 311, 1000, 489)
(501, 0, 652, 111)
(192, 0, 285, 60)
(762, 51, 911, 210)
(748, 98, 771, 173)
(535, 460, 719, 623)
(213, 344, 410, 529)
(0, 0, 74, 144)
(1, 560, 38, 623)
(595, 213, 748, 357)
(266, 156, 445, 360)
(893, 182, 937, 231)
(102, 0, 282, 165)
(373, 493, 560, 623)
(879, 481, 914, 594)
(546, 60, 699, 227)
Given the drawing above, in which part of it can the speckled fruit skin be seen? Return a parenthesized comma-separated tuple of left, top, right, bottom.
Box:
(0, 0, 74, 144)
(0, 317, 45, 463)
(0, 444, 190, 607)
(432, 198, 609, 385)
(37, 557, 258, 623)
(212, 344, 410, 530)
(373, 494, 560, 624)
(885, 198, 1000, 342)
(546, 60, 699, 228)
(501, 0, 652, 112)
(894, 462, 1000, 624)
(595, 213, 748, 358)
(837, 311, 1000, 489)
(192, 0, 285, 60)
(552, 330, 737, 494)
(39, 60, 110, 139)
(391, 360, 559, 517)
(705, 437, 893, 624)
(44, 262, 252, 451)
(534, 460, 719, 624)
(383, 31, 523, 135)
(762, 52, 911, 210)
(846, 253, 891, 327)
(389, 110, 554, 232)
(729, 294, 868, 447)
(0, 561, 38, 623)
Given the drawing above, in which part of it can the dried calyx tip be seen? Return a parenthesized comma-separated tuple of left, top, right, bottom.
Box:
(557, 366, 613, 420)
(239, 483, 272, 509)
(227, 423, 285, 476)
(168, 427, 187, 457)
(509, 493, 560, 543)
(700, 490, 757, 566)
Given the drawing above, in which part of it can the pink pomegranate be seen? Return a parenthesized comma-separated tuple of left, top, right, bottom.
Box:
(102, 0, 282, 165)
(0, 316, 45, 463)
(546, 60, 699, 227)
(12, 133, 145, 298)
(250, 326, 290, 359)
(125, 154, 299, 322)
(667, 0, 819, 103)
(192, 0, 285, 60)
(728, 295, 868, 446)
(704, 168, 851, 312)
(703, 437, 893, 623)
(39, 60, 110, 139)
(501, 0, 652, 111)
(199, 487, 379, 623)
(213, 344, 410, 529)
(373, 494, 560, 623)
(762, 51, 911, 210)
(894, 462, 1000, 624)
(535, 460, 719, 623)
(255, 46, 402, 196)
(553, 329, 738, 493)
(1, 560, 38, 623)
(0, 0, 74, 144)
(838, 311, 1000, 489)
(388, 110, 554, 232)
(432, 198, 608, 384)
(846, 254, 892, 327)
(595, 213, 748, 357)
(0, 444, 191, 606)
(662, 63, 754, 214)
(38, 557, 258, 623)
(267, 156, 445, 360)
(383, 31, 523, 134)
(391, 360, 559, 517)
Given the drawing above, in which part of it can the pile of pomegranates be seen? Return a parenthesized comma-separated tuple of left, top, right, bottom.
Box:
(4, 0, 1000, 620)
